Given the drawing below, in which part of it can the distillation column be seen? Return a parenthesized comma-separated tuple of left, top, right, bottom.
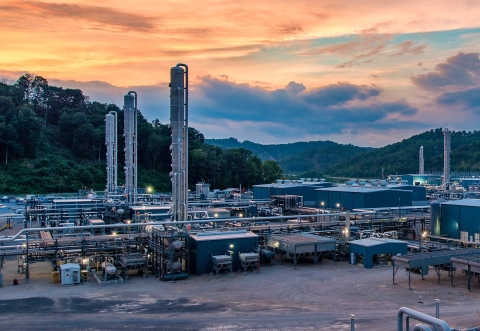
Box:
(443, 128, 450, 190)
(170, 64, 188, 222)
(124, 92, 138, 204)
(419, 146, 424, 175)
(105, 111, 118, 193)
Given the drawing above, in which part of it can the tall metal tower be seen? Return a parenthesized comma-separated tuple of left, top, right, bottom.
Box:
(170, 64, 188, 223)
(443, 128, 450, 190)
(105, 111, 118, 193)
(419, 146, 424, 175)
(124, 91, 138, 205)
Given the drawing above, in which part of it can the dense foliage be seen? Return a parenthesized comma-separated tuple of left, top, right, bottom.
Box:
(206, 138, 372, 176)
(0, 74, 282, 194)
(325, 129, 480, 178)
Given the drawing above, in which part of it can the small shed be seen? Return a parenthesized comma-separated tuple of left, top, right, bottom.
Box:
(349, 238, 408, 268)
(189, 231, 258, 276)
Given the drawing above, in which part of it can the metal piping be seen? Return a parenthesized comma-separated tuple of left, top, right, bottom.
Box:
(397, 307, 451, 331)
(0, 210, 371, 243)
(412, 325, 432, 331)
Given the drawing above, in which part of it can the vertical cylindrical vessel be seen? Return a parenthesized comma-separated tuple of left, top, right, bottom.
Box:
(419, 146, 424, 175)
(124, 93, 137, 204)
(430, 201, 441, 236)
(170, 65, 188, 222)
(443, 129, 450, 190)
(105, 111, 117, 193)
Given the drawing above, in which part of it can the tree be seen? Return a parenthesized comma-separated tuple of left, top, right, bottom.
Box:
(263, 160, 283, 183)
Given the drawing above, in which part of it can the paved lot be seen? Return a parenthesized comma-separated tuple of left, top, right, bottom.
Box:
(1, 252, 480, 330)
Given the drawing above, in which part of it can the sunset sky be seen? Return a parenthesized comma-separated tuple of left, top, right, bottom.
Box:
(2, 1, 480, 147)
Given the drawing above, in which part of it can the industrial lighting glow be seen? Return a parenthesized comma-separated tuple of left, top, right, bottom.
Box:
(112, 232, 117, 236)
(214, 213, 218, 217)
(336, 203, 340, 208)
(147, 186, 152, 193)
(239, 213, 243, 217)
(229, 244, 234, 249)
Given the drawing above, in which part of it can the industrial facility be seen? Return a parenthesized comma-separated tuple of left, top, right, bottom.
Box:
(1, 66, 480, 331)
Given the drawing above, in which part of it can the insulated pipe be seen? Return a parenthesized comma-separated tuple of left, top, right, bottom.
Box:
(397, 307, 451, 331)
(413, 324, 432, 331)
(0, 210, 373, 243)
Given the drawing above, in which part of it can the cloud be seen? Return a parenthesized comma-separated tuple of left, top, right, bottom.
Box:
(389, 41, 426, 57)
(302, 34, 425, 68)
(436, 85, 480, 110)
(411, 52, 480, 91)
(303, 82, 380, 106)
(0, 1, 157, 32)
(192, 76, 419, 137)
(285, 81, 306, 94)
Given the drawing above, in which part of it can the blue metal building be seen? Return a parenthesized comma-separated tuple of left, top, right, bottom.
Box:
(388, 185, 427, 202)
(315, 187, 412, 210)
(349, 238, 408, 268)
(401, 174, 441, 186)
(189, 231, 259, 276)
(253, 181, 333, 206)
(431, 199, 480, 241)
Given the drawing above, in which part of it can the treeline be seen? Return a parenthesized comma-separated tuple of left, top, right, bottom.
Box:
(325, 128, 480, 178)
(206, 138, 372, 176)
(0, 74, 282, 194)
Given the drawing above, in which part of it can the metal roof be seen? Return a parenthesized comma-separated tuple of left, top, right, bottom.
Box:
(441, 199, 480, 207)
(315, 187, 387, 193)
(349, 237, 407, 247)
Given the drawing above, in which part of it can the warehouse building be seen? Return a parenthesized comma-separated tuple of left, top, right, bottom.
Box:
(253, 180, 333, 206)
(431, 199, 480, 241)
(401, 174, 441, 186)
(315, 187, 412, 210)
(388, 185, 427, 202)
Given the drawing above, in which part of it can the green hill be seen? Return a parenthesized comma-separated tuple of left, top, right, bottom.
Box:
(0, 74, 282, 193)
(325, 129, 480, 178)
(206, 138, 372, 175)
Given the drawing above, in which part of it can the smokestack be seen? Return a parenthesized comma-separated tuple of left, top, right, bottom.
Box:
(419, 146, 424, 175)
(443, 128, 450, 190)
(170, 64, 189, 222)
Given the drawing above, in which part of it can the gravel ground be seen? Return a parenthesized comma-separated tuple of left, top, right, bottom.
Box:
(1, 254, 480, 330)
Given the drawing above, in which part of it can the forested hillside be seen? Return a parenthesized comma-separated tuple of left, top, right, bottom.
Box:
(3, 74, 479, 194)
(0, 74, 282, 194)
(206, 138, 372, 175)
(326, 129, 480, 178)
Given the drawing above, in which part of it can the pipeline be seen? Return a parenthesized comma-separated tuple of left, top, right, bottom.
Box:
(397, 307, 451, 331)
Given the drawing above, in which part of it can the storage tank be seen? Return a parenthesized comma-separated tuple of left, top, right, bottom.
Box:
(102, 262, 117, 276)
(450, 183, 456, 193)
(430, 202, 441, 236)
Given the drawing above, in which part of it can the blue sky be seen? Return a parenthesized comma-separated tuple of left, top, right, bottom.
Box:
(1, 1, 480, 147)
